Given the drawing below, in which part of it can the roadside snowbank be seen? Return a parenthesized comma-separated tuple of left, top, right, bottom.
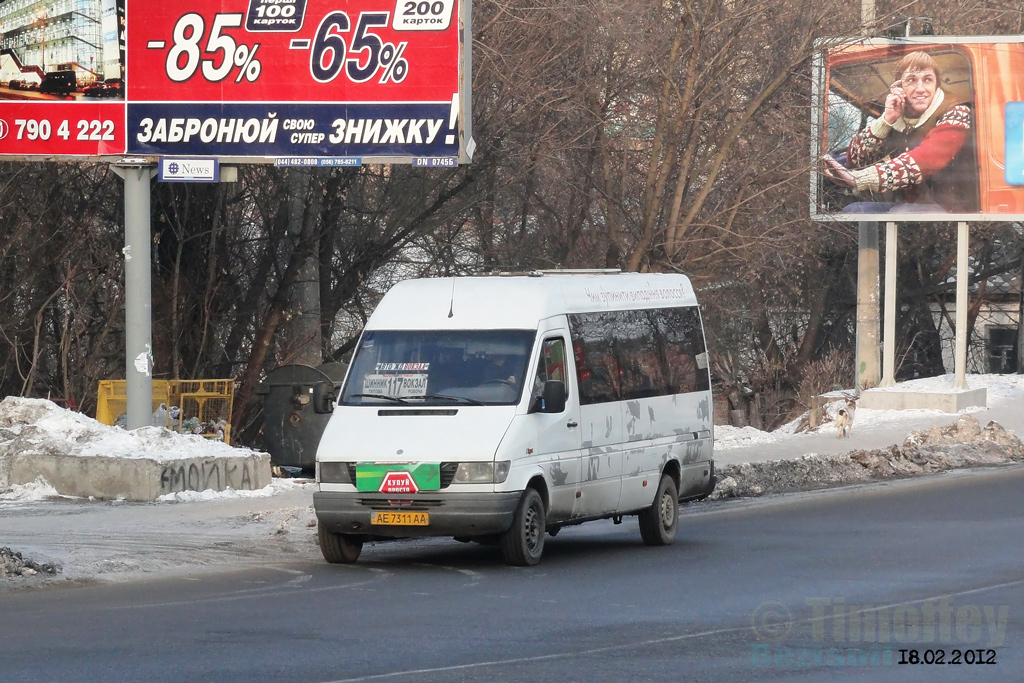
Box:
(714, 373, 1024, 449)
(0, 397, 259, 462)
(710, 414, 1024, 499)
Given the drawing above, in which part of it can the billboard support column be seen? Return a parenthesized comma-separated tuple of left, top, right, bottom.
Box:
(856, 222, 881, 390)
(855, 0, 880, 393)
(284, 168, 322, 366)
(880, 222, 897, 387)
(112, 164, 156, 429)
(860, 0, 875, 33)
(954, 222, 970, 389)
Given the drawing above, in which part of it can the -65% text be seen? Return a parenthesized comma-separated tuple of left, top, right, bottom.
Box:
(306, 11, 408, 84)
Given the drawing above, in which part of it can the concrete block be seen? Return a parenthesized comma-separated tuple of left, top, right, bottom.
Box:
(9, 452, 271, 502)
(860, 387, 987, 413)
(0, 452, 10, 490)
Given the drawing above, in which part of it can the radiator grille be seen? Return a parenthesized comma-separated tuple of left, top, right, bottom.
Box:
(357, 498, 446, 508)
(439, 462, 458, 488)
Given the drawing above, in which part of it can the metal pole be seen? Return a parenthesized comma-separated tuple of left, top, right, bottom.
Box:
(954, 222, 970, 389)
(1018, 243, 1024, 373)
(115, 165, 156, 429)
(880, 222, 897, 386)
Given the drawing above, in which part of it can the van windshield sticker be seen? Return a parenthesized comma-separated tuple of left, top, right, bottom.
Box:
(695, 352, 708, 370)
(362, 373, 429, 398)
(375, 362, 430, 372)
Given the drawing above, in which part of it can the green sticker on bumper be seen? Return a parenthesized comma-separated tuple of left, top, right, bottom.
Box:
(355, 463, 441, 492)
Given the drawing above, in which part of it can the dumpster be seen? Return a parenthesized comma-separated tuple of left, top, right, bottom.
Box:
(96, 379, 234, 443)
(256, 363, 347, 470)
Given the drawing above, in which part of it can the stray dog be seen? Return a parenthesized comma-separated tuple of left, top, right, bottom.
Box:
(835, 399, 856, 438)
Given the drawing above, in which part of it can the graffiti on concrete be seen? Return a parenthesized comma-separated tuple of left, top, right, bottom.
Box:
(160, 459, 255, 494)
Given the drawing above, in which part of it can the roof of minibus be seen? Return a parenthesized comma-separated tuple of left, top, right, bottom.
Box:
(365, 272, 699, 330)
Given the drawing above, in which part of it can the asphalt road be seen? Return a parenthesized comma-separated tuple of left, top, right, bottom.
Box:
(2, 466, 1022, 682)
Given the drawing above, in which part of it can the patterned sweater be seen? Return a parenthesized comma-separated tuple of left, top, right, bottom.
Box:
(846, 88, 978, 212)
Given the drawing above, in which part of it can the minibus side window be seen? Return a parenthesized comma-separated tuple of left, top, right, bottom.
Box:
(541, 338, 567, 384)
(653, 307, 710, 394)
(615, 310, 665, 401)
(532, 337, 568, 404)
(570, 307, 709, 402)
(568, 312, 621, 405)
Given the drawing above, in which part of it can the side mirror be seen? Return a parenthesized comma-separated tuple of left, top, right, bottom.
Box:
(312, 381, 337, 414)
(532, 380, 567, 414)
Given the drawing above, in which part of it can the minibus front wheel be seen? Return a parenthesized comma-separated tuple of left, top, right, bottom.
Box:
(318, 522, 364, 563)
(499, 488, 546, 566)
(638, 474, 679, 546)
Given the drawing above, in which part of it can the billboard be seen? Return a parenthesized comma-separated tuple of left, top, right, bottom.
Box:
(0, 0, 471, 163)
(812, 37, 1024, 222)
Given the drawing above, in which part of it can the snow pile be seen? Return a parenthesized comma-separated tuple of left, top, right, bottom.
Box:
(715, 373, 1024, 448)
(156, 478, 314, 503)
(0, 547, 60, 578)
(0, 477, 68, 503)
(710, 414, 1024, 500)
(0, 397, 259, 462)
(865, 372, 1024, 396)
(714, 424, 780, 449)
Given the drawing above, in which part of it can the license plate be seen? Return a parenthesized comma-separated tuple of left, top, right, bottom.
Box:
(371, 511, 429, 526)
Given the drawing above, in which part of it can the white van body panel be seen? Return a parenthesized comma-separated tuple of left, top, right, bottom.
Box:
(577, 399, 623, 518)
(618, 392, 713, 511)
(490, 322, 583, 520)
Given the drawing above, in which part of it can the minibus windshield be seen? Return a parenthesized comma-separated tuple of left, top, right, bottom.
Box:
(341, 330, 536, 406)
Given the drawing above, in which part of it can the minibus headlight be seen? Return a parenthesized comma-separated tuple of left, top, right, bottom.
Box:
(319, 461, 352, 484)
(453, 461, 511, 484)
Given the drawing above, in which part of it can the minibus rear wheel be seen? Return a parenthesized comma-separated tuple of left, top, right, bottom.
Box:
(499, 488, 546, 566)
(318, 522, 363, 563)
(638, 474, 678, 546)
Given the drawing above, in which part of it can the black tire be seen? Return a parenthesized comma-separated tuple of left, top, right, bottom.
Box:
(499, 488, 546, 566)
(318, 522, 363, 563)
(638, 474, 679, 546)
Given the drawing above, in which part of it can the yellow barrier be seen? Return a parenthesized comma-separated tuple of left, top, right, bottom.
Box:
(96, 379, 234, 443)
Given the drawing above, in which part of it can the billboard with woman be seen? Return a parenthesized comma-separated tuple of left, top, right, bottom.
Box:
(813, 38, 1024, 221)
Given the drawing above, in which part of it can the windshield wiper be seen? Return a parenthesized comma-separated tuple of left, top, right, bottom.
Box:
(420, 394, 486, 406)
(350, 393, 409, 404)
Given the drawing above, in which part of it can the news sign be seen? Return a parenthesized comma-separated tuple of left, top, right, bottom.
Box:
(812, 37, 1024, 222)
(0, 0, 470, 163)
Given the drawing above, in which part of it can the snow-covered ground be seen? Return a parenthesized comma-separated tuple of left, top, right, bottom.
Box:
(713, 373, 1024, 450)
(0, 397, 256, 462)
(3, 373, 1023, 505)
(1, 373, 1023, 588)
(0, 474, 309, 506)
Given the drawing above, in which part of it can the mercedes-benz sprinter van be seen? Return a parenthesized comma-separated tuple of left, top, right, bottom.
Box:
(312, 271, 716, 565)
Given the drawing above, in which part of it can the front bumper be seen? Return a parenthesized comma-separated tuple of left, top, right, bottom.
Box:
(313, 490, 521, 538)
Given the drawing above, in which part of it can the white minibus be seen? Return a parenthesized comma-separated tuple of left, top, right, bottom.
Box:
(312, 271, 716, 565)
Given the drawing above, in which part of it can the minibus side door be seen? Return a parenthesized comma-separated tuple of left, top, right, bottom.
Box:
(531, 330, 582, 522)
